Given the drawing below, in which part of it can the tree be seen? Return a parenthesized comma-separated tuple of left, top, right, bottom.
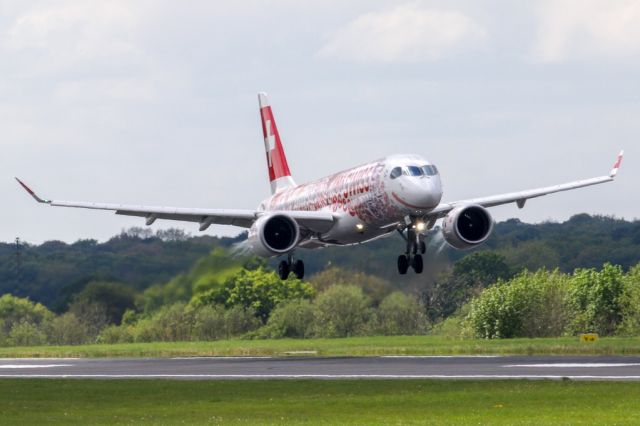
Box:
(69, 282, 136, 325)
(0, 294, 53, 336)
(196, 268, 315, 322)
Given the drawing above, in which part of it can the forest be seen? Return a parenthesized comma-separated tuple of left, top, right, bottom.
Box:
(0, 214, 638, 346)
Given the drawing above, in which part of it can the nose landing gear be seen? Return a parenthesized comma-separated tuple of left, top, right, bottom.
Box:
(278, 254, 305, 280)
(397, 223, 427, 275)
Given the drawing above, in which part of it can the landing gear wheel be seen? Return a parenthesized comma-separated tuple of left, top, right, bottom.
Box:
(292, 259, 305, 280)
(278, 260, 290, 280)
(397, 255, 409, 275)
(412, 254, 424, 274)
(419, 241, 426, 254)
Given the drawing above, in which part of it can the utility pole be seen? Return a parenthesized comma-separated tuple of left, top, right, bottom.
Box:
(15, 237, 22, 285)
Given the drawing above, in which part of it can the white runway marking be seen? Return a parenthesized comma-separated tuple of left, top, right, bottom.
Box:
(382, 356, 502, 359)
(0, 358, 79, 361)
(170, 356, 273, 360)
(505, 363, 640, 368)
(0, 374, 639, 380)
(0, 364, 72, 369)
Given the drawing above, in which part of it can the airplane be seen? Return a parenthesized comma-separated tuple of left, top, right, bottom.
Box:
(16, 92, 624, 280)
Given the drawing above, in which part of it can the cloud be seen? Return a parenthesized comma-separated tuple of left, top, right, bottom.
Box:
(533, 0, 640, 62)
(317, 3, 485, 63)
(3, 1, 142, 67)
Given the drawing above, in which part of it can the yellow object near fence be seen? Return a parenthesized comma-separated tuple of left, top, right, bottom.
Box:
(580, 333, 599, 342)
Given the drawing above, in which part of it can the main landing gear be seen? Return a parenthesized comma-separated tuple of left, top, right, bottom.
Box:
(397, 224, 426, 275)
(278, 254, 305, 280)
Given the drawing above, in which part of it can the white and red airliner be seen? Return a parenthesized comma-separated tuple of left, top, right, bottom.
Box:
(17, 93, 623, 279)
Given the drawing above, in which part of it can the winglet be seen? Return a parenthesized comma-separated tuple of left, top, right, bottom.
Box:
(15, 178, 51, 204)
(610, 150, 624, 178)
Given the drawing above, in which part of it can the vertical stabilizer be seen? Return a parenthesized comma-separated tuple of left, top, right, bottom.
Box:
(259, 92, 296, 194)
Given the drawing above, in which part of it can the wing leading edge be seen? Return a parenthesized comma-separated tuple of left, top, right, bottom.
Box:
(14, 178, 335, 233)
(427, 150, 624, 219)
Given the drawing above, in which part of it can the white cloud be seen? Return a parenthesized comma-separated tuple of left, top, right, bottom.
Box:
(317, 3, 485, 63)
(3, 1, 141, 64)
(533, 0, 640, 62)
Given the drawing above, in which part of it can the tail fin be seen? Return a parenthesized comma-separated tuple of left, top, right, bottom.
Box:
(259, 92, 296, 194)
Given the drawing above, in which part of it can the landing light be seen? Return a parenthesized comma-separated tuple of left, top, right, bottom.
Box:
(355, 223, 365, 233)
(415, 221, 426, 232)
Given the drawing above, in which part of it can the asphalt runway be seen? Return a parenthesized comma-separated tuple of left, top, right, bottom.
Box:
(1, 356, 640, 380)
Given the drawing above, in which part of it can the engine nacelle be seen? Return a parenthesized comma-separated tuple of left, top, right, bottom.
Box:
(247, 214, 300, 257)
(442, 204, 494, 249)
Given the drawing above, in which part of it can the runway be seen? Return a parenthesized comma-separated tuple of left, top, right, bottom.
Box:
(1, 356, 640, 380)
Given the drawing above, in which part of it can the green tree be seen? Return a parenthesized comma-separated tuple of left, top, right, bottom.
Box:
(0, 294, 53, 337)
(69, 282, 136, 325)
(196, 268, 315, 322)
(314, 285, 371, 337)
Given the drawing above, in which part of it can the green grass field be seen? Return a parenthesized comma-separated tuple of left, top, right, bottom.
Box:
(0, 379, 639, 424)
(0, 335, 639, 358)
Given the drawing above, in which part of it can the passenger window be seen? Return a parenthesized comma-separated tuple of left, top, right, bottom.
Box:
(390, 167, 402, 179)
(408, 166, 423, 176)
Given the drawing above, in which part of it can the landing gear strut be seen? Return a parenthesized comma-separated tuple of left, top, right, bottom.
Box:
(278, 254, 305, 280)
(397, 222, 426, 275)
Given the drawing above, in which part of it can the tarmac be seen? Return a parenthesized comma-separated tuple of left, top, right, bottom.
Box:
(1, 355, 640, 380)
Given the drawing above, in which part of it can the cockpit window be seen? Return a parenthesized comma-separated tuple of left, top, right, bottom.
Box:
(390, 167, 402, 179)
(421, 165, 439, 176)
(407, 166, 423, 176)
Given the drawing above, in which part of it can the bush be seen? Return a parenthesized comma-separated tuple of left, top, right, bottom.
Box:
(97, 325, 135, 344)
(314, 285, 371, 337)
(618, 265, 640, 335)
(46, 313, 90, 345)
(192, 305, 226, 340)
(223, 306, 261, 338)
(567, 263, 625, 335)
(261, 299, 317, 338)
(8, 321, 47, 346)
(376, 292, 428, 335)
(466, 270, 570, 339)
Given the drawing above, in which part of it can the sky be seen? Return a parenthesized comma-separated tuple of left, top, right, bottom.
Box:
(1, 0, 638, 244)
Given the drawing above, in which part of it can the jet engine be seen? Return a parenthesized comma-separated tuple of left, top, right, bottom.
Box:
(247, 214, 300, 257)
(442, 204, 494, 249)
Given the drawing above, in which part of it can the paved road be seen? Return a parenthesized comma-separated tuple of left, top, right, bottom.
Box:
(1, 356, 640, 380)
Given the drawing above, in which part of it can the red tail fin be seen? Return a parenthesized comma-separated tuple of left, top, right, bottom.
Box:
(259, 92, 295, 193)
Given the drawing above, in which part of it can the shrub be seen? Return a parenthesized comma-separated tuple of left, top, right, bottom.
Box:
(466, 269, 570, 338)
(616, 264, 640, 335)
(314, 285, 371, 337)
(261, 299, 317, 338)
(8, 321, 47, 346)
(192, 305, 227, 340)
(376, 292, 428, 335)
(97, 324, 135, 344)
(46, 313, 90, 345)
(223, 305, 261, 338)
(567, 263, 625, 335)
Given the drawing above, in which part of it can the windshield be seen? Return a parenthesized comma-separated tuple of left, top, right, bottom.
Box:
(421, 165, 439, 176)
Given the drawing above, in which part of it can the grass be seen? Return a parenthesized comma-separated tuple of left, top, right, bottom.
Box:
(0, 335, 640, 358)
(0, 379, 639, 424)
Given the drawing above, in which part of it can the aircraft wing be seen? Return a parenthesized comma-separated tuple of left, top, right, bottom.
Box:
(427, 150, 624, 219)
(15, 178, 336, 233)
